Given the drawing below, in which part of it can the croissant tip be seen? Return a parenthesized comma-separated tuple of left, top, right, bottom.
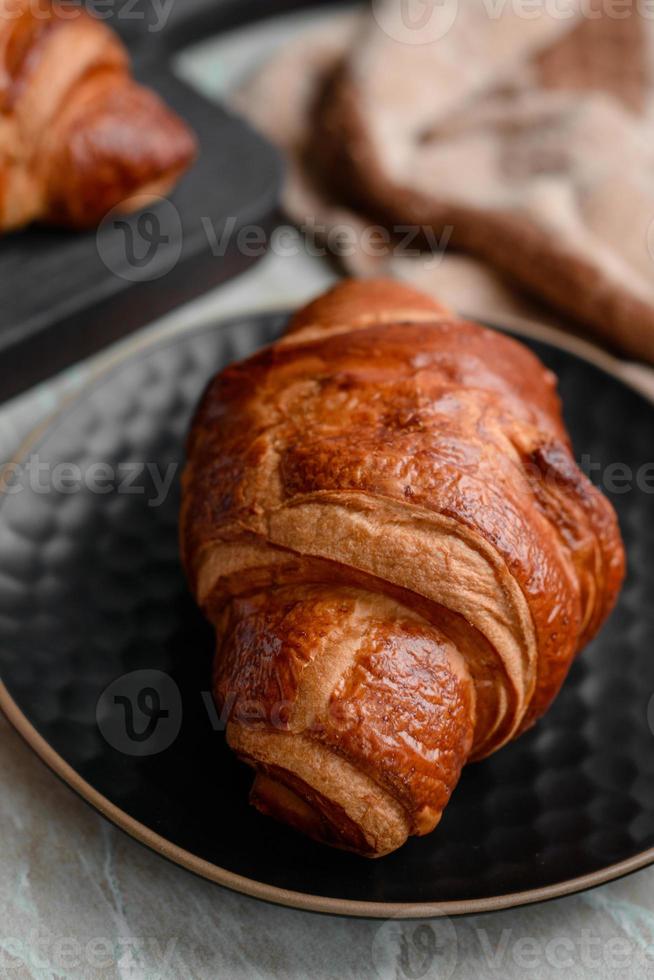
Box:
(286, 276, 453, 336)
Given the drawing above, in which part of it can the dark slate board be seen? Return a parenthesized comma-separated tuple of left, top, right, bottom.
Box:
(0, 0, 336, 400)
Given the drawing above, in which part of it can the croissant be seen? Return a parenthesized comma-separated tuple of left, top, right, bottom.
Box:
(181, 279, 625, 857)
(0, 0, 196, 231)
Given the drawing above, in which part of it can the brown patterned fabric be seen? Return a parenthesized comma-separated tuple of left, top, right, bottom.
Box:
(234, 1, 654, 363)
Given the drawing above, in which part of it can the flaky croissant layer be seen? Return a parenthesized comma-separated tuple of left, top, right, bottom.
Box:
(0, 0, 196, 231)
(180, 279, 625, 857)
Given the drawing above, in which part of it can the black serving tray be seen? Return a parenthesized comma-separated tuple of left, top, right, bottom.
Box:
(0, 0, 356, 401)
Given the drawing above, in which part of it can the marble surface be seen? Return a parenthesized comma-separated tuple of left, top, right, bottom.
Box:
(3, 699, 654, 979)
(2, 9, 654, 980)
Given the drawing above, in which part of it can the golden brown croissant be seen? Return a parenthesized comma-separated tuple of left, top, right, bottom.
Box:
(0, 0, 196, 231)
(181, 279, 625, 857)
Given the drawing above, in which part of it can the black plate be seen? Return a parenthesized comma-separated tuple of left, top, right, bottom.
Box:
(1, 311, 653, 917)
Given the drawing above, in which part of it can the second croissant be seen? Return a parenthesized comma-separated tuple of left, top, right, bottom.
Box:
(0, 0, 196, 232)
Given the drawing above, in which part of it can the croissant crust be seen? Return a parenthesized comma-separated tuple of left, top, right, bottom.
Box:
(181, 278, 625, 857)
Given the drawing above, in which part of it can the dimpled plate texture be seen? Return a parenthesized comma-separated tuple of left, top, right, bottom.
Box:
(1, 312, 653, 913)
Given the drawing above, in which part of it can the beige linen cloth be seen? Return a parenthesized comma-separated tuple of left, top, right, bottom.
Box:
(233, 0, 654, 382)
